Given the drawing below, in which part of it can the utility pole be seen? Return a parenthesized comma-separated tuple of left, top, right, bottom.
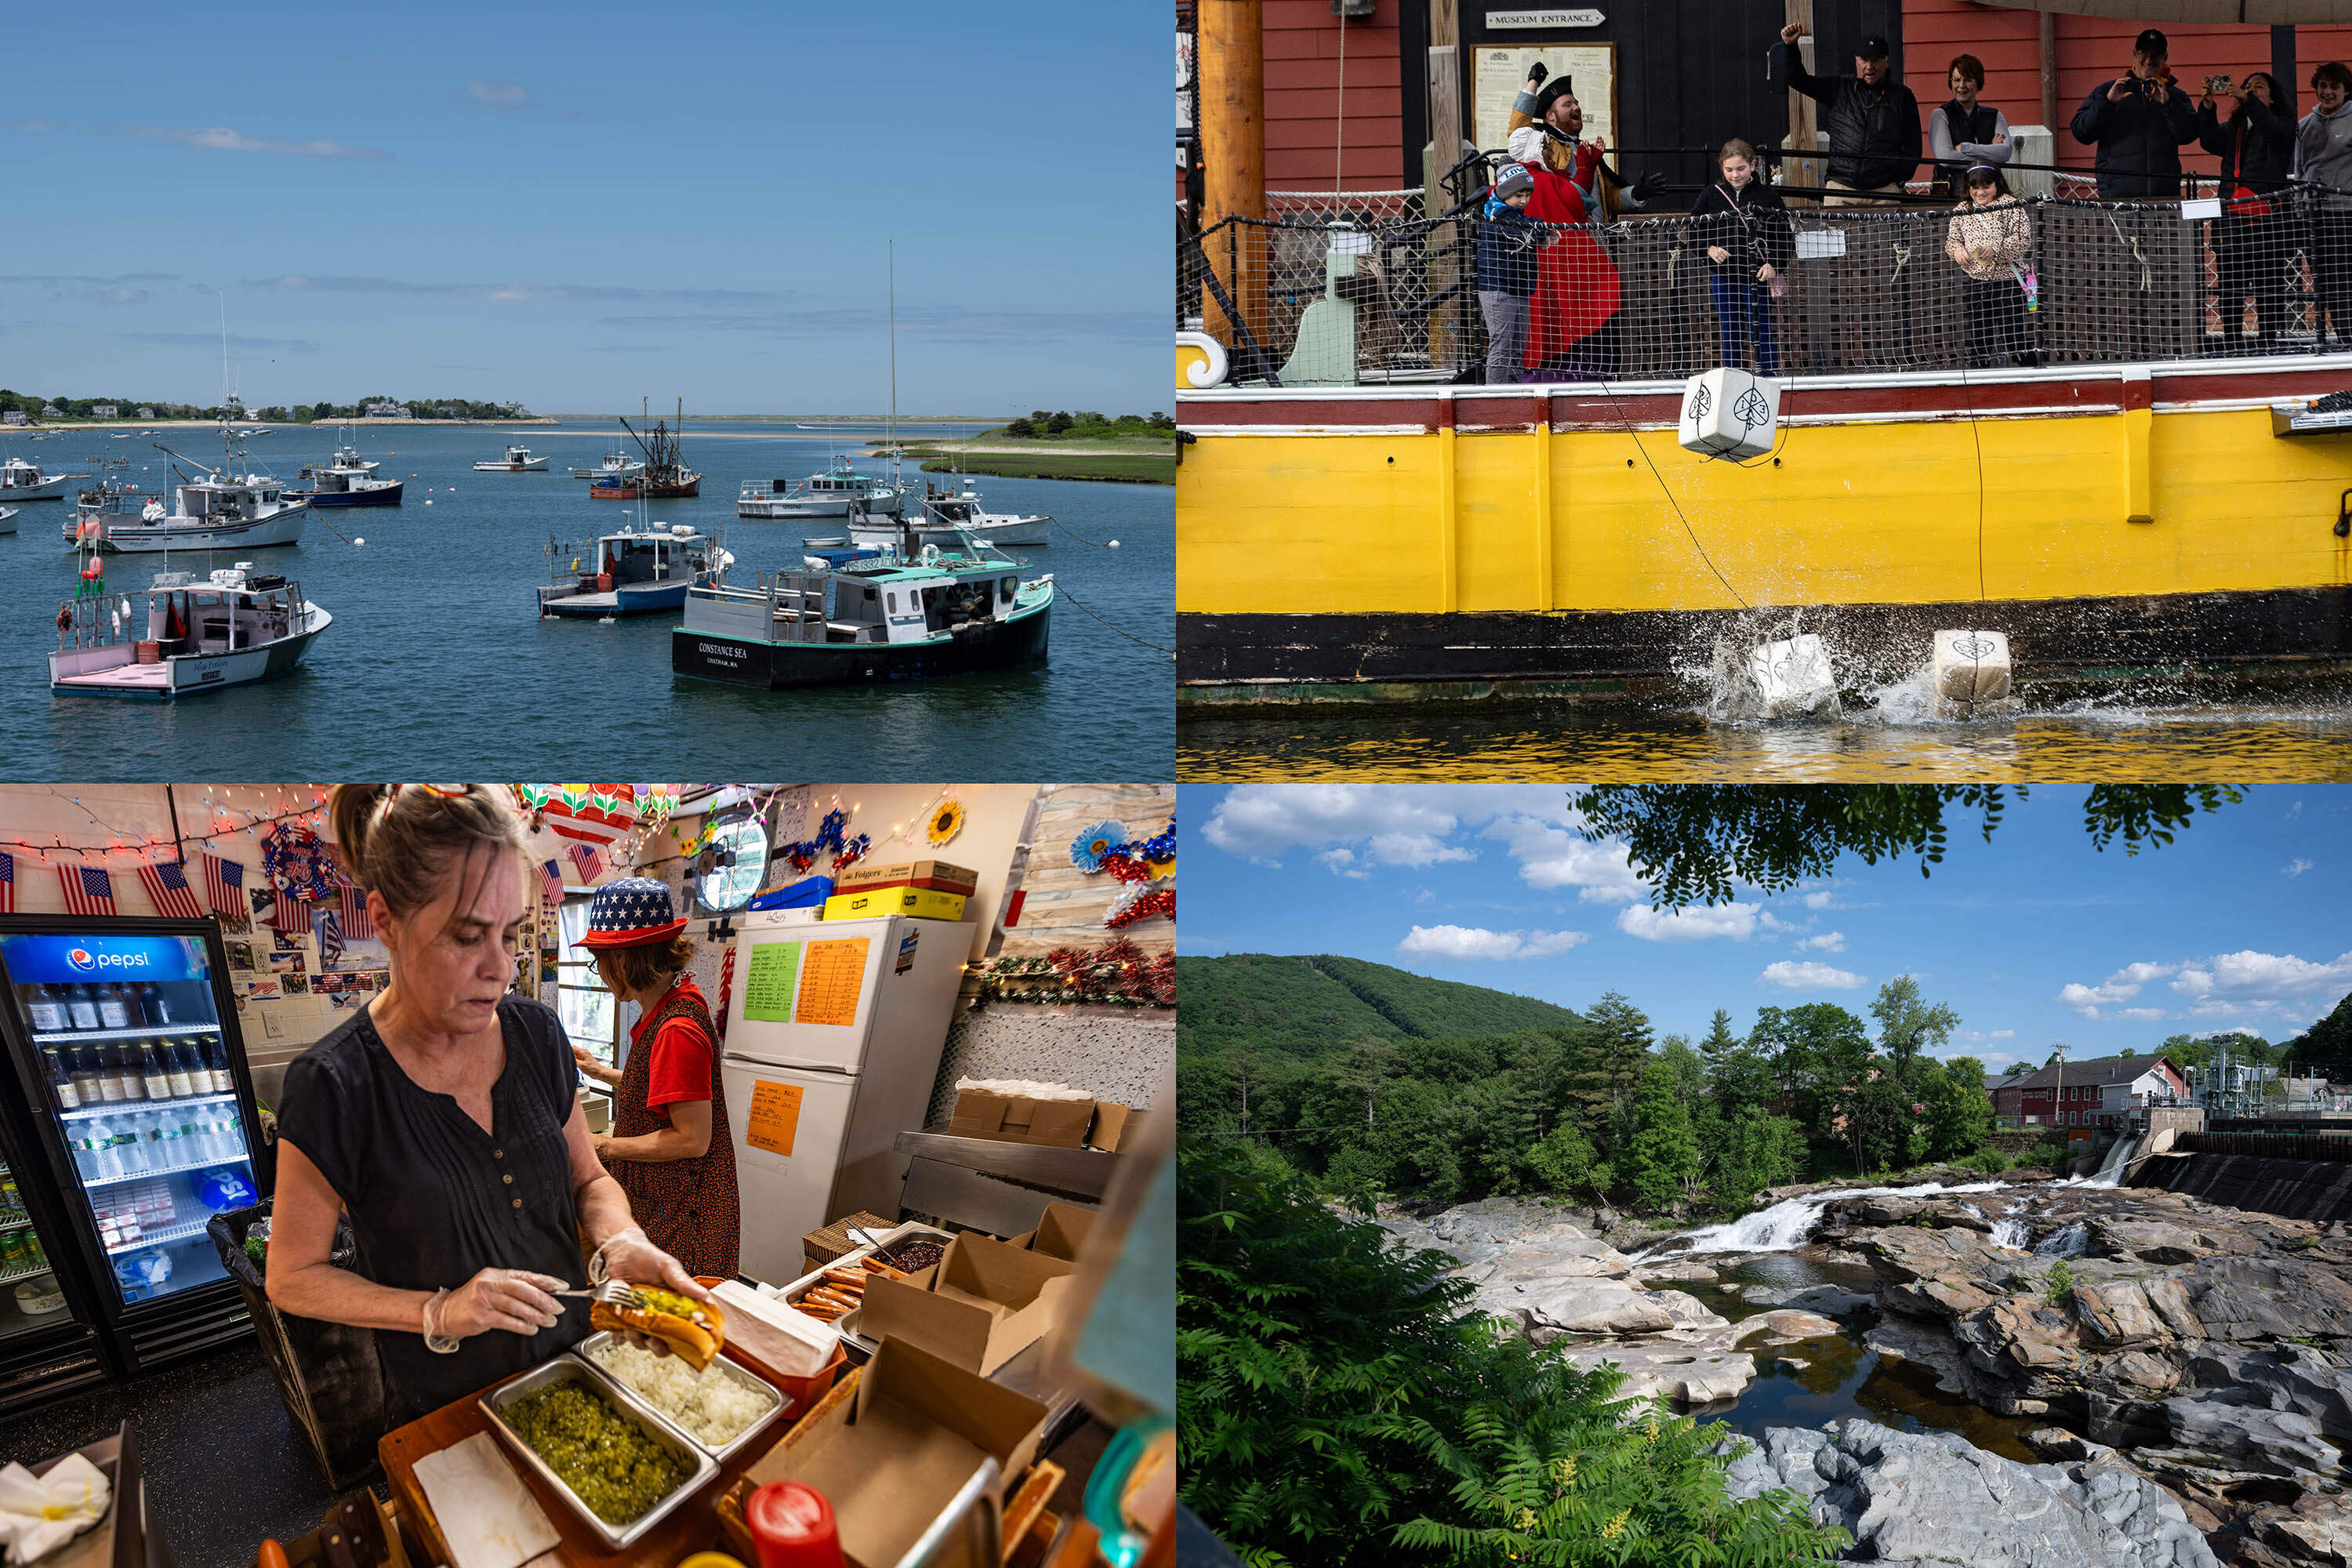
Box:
(1784, 0, 1820, 205)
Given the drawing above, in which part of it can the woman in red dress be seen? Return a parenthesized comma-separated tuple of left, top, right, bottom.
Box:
(572, 877, 741, 1280)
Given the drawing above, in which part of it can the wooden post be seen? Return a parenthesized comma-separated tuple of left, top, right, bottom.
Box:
(2039, 11, 2057, 138)
(1426, 0, 1461, 370)
(1200, 0, 1267, 350)
(1784, 0, 1820, 207)
(2274, 25, 2299, 117)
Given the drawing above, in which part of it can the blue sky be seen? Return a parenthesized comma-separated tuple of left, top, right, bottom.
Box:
(1, 2, 1160, 415)
(1183, 785, 2352, 1071)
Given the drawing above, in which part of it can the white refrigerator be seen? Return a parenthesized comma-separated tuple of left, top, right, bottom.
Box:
(717, 910, 970, 1284)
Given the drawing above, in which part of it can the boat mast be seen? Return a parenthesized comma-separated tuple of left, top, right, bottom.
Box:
(887, 241, 898, 495)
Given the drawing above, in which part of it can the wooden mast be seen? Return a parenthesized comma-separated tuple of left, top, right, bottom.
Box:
(1199, 0, 1266, 349)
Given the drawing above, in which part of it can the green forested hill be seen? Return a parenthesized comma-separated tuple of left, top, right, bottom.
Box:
(1178, 953, 1584, 1058)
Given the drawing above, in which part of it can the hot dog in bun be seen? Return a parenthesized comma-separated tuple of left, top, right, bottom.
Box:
(591, 1286, 725, 1372)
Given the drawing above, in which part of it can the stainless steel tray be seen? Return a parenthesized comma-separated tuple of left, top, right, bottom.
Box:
(572, 1328, 785, 1465)
(771, 1221, 953, 1355)
(477, 1355, 717, 1551)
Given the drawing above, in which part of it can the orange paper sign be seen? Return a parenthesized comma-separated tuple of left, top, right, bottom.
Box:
(793, 938, 869, 1027)
(746, 1080, 804, 1157)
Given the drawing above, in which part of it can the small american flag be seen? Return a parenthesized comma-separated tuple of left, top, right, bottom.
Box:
(339, 885, 374, 942)
(136, 861, 205, 920)
(201, 853, 245, 918)
(0, 852, 13, 915)
(313, 907, 344, 967)
(59, 865, 116, 918)
(539, 858, 564, 910)
(568, 843, 603, 884)
(252, 880, 301, 934)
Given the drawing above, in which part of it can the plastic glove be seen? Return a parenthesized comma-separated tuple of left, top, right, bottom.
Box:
(429, 1268, 567, 1341)
(1630, 169, 1668, 203)
(590, 1228, 712, 1357)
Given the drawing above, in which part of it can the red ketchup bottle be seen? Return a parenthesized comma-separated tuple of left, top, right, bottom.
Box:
(745, 1480, 844, 1568)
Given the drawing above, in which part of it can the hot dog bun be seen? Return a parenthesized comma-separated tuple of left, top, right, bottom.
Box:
(590, 1286, 725, 1372)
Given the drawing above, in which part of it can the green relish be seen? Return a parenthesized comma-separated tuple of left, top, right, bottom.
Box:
(503, 1380, 689, 1525)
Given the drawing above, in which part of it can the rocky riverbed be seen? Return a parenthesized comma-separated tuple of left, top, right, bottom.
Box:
(1384, 1178, 2352, 1566)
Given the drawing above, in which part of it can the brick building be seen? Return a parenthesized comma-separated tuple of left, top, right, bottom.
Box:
(2005, 1054, 2188, 1131)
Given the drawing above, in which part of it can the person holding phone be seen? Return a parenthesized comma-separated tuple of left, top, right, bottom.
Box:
(2070, 28, 2200, 198)
(2198, 71, 2295, 353)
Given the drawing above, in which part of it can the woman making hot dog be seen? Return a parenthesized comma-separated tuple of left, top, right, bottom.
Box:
(568, 878, 740, 1281)
(267, 785, 713, 1424)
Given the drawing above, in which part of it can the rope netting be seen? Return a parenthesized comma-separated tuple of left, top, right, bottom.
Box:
(1181, 187, 2342, 385)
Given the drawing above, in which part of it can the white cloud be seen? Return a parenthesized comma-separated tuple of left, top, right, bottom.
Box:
(1759, 960, 1867, 990)
(1399, 924, 1588, 962)
(1411, 887, 1435, 904)
(1616, 902, 1766, 942)
(2119, 1007, 2169, 1021)
(1314, 848, 1367, 880)
(2171, 949, 2352, 1011)
(138, 125, 389, 159)
(1481, 813, 1646, 904)
(1796, 931, 1847, 953)
(466, 80, 532, 109)
(1987, 1029, 2016, 1039)
(1203, 785, 1484, 869)
(2285, 858, 2314, 877)
(2058, 960, 2180, 1017)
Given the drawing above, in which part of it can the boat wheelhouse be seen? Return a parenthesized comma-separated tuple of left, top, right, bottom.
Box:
(737, 456, 906, 519)
(539, 523, 729, 617)
(50, 564, 330, 699)
(571, 450, 645, 481)
(673, 525, 1051, 687)
(474, 445, 550, 472)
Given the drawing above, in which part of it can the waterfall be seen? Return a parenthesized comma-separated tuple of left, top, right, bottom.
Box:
(1639, 1179, 2007, 1259)
(1988, 1216, 2030, 1250)
(2085, 1134, 2137, 1188)
(2034, 1221, 2089, 1258)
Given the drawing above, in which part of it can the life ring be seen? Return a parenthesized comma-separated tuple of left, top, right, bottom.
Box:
(57, 607, 71, 630)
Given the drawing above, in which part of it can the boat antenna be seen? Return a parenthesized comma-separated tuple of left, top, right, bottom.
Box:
(887, 241, 898, 492)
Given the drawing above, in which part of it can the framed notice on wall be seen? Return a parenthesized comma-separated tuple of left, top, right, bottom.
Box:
(1473, 43, 1616, 159)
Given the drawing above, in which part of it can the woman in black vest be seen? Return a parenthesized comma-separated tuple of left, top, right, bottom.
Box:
(1930, 54, 2013, 198)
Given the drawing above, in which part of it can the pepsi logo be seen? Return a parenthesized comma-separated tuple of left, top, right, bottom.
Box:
(67, 949, 95, 972)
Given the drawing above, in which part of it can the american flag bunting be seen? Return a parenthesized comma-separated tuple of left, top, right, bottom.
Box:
(0, 852, 13, 915)
(136, 861, 205, 920)
(59, 865, 116, 918)
(540, 858, 564, 910)
(339, 886, 374, 942)
(314, 907, 344, 968)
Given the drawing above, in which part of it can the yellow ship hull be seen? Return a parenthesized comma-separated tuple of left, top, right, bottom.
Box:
(1177, 359, 2352, 699)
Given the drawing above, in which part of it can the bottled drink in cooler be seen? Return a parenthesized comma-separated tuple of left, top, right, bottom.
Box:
(67, 985, 100, 1031)
(95, 984, 127, 1030)
(143, 982, 174, 1025)
(95, 1046, 125, 1102)
(140, 1044, 172, 1101)
(44, 1046, 78, 1111)
(26, 985, 67, 1033)
(165, 1042, 196, 1099)
(205, 1036, 230, 1094)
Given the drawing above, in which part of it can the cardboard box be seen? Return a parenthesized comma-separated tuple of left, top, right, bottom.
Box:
(832, 859, 980, 897)
(1089, 1102, 1136, 1151)
(857, 1233, 1074, 1375)
(949, 1089, 1096, 1149)
(741, 1337, 1046, 1568)
(1009, 1201, 1097, 1262)
(823, 887, 967, 923)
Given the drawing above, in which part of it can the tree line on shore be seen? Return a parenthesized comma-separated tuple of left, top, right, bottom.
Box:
(1180, 975, 2039, 1221)
(1, 390, 518, 423)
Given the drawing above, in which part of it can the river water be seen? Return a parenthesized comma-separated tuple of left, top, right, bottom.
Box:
(1179, 698, 2352, 782)
(1, 422, 1174, 777)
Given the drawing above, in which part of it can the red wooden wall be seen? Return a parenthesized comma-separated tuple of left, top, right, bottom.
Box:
(1264, 0, 1405, 190)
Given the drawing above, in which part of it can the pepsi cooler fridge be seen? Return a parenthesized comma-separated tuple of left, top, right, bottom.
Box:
(0, 915, 264, 1392)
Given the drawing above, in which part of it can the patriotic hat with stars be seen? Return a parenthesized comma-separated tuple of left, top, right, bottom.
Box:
(577, 876, 688, 949)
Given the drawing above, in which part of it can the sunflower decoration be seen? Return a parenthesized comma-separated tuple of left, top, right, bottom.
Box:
(927, 797, 967, 848)
(1070, 820, 1129, 874)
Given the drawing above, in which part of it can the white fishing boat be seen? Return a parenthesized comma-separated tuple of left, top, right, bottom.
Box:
(0, 456, 82, 503)
(570, 449, 644, 481)
(50, 564, 330, 699)
(0, 506, 16, 535)
(90, 432, 310, 554)
(539, 522, 729, 617)
(737, 455, 906, 519)
(288, 430, 401, 507)
(474, 444, 550, 472)
(803, 477, 1049, 550)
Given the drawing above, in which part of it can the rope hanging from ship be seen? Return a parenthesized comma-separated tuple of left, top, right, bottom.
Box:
(1049, 579, 1174, 656)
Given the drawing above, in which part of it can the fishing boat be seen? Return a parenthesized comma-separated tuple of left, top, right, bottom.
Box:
(737, 456, 906, 519)
(538, 522, 730, 617)
(62, 469, 152, 544)
(0, 456, 81, 503)
(671, 522, 1051, 687)
(616, 400, 700, 498)
(90, 434, 309, 554)
(0, 506, 16, 535)
(49, 564, 330, 699)
(803, 477, 1050, 550)
(570, 449, 644, 481)
(474, 444, 550, 472)
(288, 430, 401, 507)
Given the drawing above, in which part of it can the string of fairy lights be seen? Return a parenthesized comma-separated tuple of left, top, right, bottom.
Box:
(0, 786, 332, 867)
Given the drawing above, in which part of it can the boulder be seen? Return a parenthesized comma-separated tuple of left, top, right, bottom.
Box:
(2024, 1427, 2116, 1462)
(1740, 1309, 1842, 1344)
(1635, 1260, 1719, 1284)
(1739, 1281, 1871, 1316)
(2092, 1218, 2220, 1266)
(1550, 1342, 1757, 1405)
(2256, 1493, 2352, 1566)
(2075, 1279, 2180, 1348)
(1482, 1277, 1680, 1338)
(2184, 1258, 2352, 1343)
(1866, 1317, 1975, 1396)
(2181, 1345, 2352, 1443)
(1719, 1418, 2218, 1568)
(2154, 1391, 2342, 1480)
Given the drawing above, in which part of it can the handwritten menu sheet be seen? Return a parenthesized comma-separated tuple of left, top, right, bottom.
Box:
(743, 939, 803, 1023)
(793, 938, 869, 1028)
(746, 1080, 805, 1157)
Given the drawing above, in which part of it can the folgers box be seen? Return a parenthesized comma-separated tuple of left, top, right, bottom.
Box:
(740, 1337, 1047, 1568)
(1010, 1201, 1097, 1261)
(822, 887, 967, 923)
(831, 859, 980, 896)
(857, 1233, 1073, 1376)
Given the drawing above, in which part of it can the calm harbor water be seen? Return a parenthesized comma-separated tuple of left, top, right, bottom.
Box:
(0, 422, 1173, 777)
(1179, 695, 2352, 782)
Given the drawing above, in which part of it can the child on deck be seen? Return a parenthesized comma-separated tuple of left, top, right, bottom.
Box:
(1475, 162, 1548, 384)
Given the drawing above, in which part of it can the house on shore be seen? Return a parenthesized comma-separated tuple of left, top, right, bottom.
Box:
(1998, 1055, 2188, 1131)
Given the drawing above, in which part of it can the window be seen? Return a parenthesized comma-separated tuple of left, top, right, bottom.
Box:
(887, 592, 898, 613)
(695, 813, 769, 913)
(555, 893, 619, 1071)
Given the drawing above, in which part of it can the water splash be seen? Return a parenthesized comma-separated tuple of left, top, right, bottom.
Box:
(1638, 1180, 2007, 1259)
(2034, 1221, 2089, 1258)
(1989, 1216, 2031, 1250)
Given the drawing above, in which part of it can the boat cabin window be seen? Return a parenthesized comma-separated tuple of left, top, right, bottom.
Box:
(887, 592, 897, 613)
(1001, 576, 1017, 604)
